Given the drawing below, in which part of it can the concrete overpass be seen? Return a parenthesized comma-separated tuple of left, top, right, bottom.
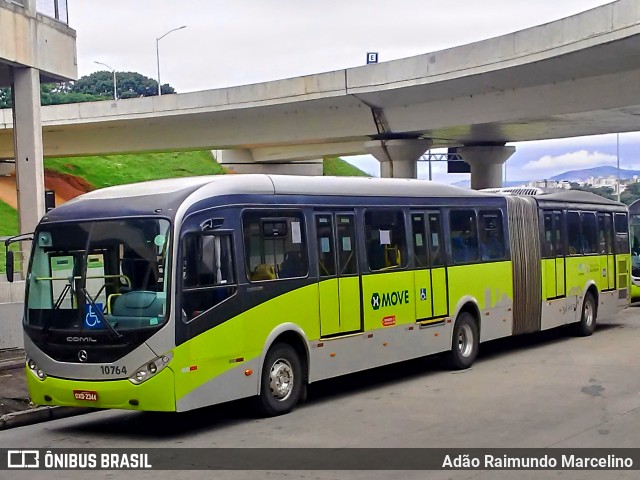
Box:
(3, 0, 640, 190)
(1, 0, 76, 235)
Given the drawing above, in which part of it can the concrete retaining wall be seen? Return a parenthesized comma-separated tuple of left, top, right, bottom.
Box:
(0, 281, 25, 350)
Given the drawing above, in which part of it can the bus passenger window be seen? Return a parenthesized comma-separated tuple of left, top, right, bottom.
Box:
(181, 233, 236, 321)
(566, 212, 582, 255)
(337, 215, 358, 275)
(365, 210, 407, 271)
(614, 213, 630, 254)
(411, 213, 429, 268)
(316, 215, 336, 277)
(581, 212, 598, 255)
(553, 212, 563, 257)
(543, 212, 554, 258)
(479, 211, 505, 261)
(428, 213, 445, 267)
(598, 213, 613, 255)
(449, 210, 479, 264)
(242, 211, 308, 281)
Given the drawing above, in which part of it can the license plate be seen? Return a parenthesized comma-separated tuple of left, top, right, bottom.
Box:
(73, 390, 99, 402)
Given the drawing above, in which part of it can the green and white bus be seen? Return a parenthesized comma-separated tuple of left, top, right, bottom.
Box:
(5, 175, 630, 415)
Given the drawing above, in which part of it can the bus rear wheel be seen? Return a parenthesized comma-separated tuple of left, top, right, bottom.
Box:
(444, 312, 479, 370)
(572, 292, 596, 337)
(257, 343, 303, 417)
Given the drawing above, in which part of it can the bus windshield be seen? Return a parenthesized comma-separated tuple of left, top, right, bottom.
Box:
(25, 218, 171, 333)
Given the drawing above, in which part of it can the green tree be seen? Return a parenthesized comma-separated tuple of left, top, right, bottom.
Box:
(0, 71, 175, 108)
(1, 83, 104, 108)
(71, 71, 174, 99)
(40, 83, 103, 105)
(621, 182, 640, 205)
(0, 87, 10, 109)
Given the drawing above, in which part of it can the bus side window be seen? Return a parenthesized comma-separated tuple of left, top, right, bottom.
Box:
(543, 212, 554, 258)
(411, 213, 429, 268)
(479, 210, 505, 261)
(553, 211, 563, 257)
(181, 233, 237, 321)
(581, 212, 598, 255)
(427, 213, 445, 267)
(316, 215, 337, 277)
(449, 210, 479, 264)
(598, 213, 613, 255)
(242, 211, 308, 281)
(566, 211, 582, 255)
(614, 213, 630, 254)
(365, 210, 407, 271)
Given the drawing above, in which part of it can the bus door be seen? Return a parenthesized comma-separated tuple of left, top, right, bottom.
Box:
(411, 211, 448, 321)
(614, 212, 630, 294)
(542, 210, 565, 299)
(315, 213, 361, 336)
(598, 213, 615, 291)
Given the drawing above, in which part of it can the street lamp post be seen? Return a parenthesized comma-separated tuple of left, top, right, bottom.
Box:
(156, 25, 187, 96)
(94, 61, 117, 100)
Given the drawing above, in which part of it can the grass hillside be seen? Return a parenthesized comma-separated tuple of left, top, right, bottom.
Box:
(45, 150, 225, 188)
(0, 200, 18, 237)
(0, 200, 19, 274)
(323, 157, 368, 177)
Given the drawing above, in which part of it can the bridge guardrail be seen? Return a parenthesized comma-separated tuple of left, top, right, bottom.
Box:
(35, 0, 68, 24)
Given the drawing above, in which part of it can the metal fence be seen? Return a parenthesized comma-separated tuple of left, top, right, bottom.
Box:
(36, 0, 68, 24)
(0, 280, 24, 350)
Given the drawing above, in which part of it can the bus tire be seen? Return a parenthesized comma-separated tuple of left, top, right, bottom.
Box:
(256, 343, 303, 417)
(444, 312, 479, 370)
(572, 292, 597, 337)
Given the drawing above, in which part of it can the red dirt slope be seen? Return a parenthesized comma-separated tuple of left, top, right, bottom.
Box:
(0, 170, 92, 209)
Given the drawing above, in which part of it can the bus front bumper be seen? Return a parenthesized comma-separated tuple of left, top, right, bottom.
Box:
(26, 366, 176, 412)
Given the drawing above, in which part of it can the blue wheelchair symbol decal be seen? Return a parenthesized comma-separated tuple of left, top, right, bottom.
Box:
(84, 303, 103, 329)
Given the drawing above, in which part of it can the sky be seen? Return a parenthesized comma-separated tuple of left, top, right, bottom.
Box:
(65, 0, 639, 184)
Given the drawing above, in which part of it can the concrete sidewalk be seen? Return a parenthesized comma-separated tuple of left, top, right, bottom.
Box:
(0, 348, 95, 429)
(0, 349, 29, 416)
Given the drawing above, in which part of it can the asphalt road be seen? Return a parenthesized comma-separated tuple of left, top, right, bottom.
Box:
(2, 306, 640, 480)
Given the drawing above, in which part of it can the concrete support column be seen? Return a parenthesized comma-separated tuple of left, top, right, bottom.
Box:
(457, 145, 515, 190)
(12, 67, 45, 234)
(365, 139, 432, 179)
(215, 149, 324, 176)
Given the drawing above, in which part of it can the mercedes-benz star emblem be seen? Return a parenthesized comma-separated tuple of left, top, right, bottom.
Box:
(78, 350, 88, 362)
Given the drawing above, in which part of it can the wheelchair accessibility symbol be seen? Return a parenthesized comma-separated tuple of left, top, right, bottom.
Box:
(420, 288, 428, 301)
(84, 303, 103, 329)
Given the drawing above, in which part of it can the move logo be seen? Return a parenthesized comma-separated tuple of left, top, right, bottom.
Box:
(371, 290, 410, 310)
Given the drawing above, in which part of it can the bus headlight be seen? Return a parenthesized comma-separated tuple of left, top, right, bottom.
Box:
(128, 352, 172, 385)
(26, 356, 46, 381)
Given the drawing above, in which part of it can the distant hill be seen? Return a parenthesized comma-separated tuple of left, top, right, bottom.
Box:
(450, 166, 640, 187)
(549, 166, 640, 182)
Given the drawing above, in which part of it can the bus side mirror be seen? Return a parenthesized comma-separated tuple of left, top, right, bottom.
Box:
(5, 249, 14, 283)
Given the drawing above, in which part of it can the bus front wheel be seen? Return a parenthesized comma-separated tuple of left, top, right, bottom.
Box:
(444, 312, 479, 370)
(257, 343, 303, 416)
(572, 292, 597, 337)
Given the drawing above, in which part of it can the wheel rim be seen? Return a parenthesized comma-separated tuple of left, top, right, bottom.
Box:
(584, 299, 594, 327)
(269, 358, 294, 401)
(457, 324, 474, 358)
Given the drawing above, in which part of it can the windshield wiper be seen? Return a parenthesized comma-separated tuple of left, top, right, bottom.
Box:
(81, 287, 122, 339)
(42, 277, 73, 335)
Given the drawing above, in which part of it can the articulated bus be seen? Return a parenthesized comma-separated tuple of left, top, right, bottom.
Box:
(629, 199, 640, 300)
(5, 175, 630, 415)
